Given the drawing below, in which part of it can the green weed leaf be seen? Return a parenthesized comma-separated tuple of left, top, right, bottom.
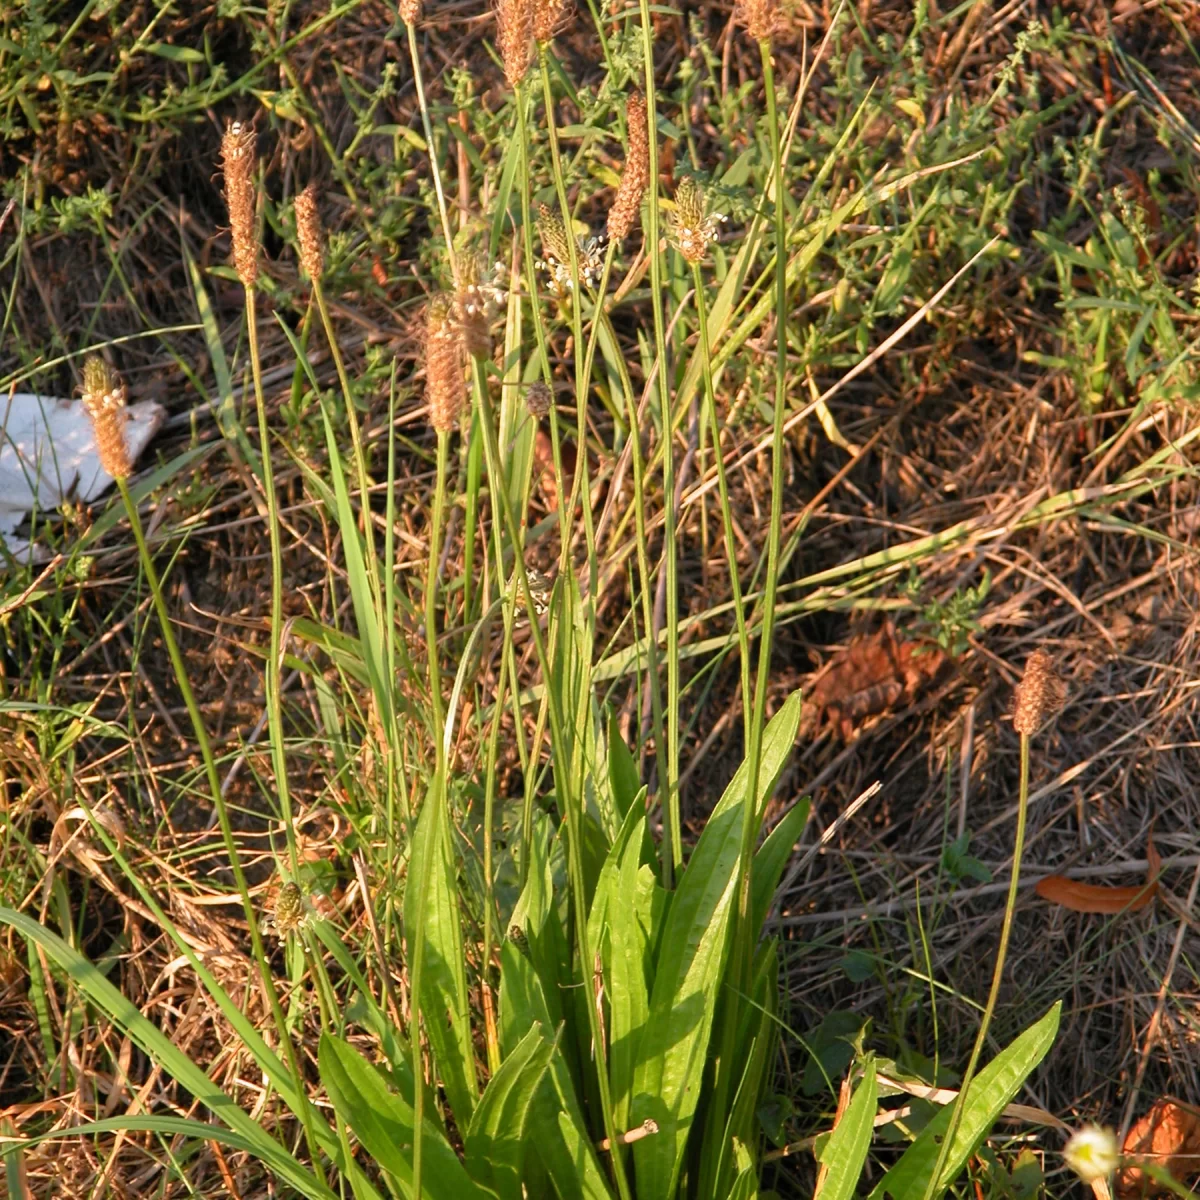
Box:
(814, 1059, 878, 1200)
(630, 691, 802, 1199)
(464, 1025, 555, 1200)
(867, 1004, 1060, 1200)
(318, 1033, 488, 1199)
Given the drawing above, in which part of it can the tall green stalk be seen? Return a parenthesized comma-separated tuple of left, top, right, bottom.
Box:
(114, 475, 326, 1183)
(692, 265, 753, 740)
(514, 78, 571, 881)
(538, 46, 599, 610)
(602, 305, 667, 803)
(637, 0, 682, 883)
(411, 428, 452, 1200)
(475, 380, 633, 1200)
(310, 279, 382, 604)
(922, 733, 1032, 1200)
(406, 17, 458, 281)
(246, 296, 299, 883)
(737, 37, 789, 965)
(702, 38, 790, 1195)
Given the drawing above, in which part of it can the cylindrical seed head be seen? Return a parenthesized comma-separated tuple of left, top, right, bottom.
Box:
(1012, 648, 1067, 736)
(495, 0, 533, 88)
(272, 881, 307, 935)
(533, 0, 572, 43)
(294, 183, 324, 281)
(736, 0, 780, 43)
(455, 256, 498, 360)
(426, 294, 466, 433)
(526, 381, 552, 418)
(608, 91, 649, 242)
(668, 176, 725, 264)
(398, 0, 423, 24)
(81, 354, 131, 481)
(221, 121, 259, 289)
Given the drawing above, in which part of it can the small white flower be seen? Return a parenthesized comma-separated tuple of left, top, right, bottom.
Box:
(1064, 1125, 1120, 1184)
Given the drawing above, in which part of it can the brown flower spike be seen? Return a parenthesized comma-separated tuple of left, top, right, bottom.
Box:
(426, 294, 466, 433)
(221, 121, 259, 289)
(454, 255, 506, 360)
(294, 183, 324, 282)
(533, 0, 571, 43)
(495, 0, 533, 89)
(81, 355, 131, 481)
(736, 0, 780, 43)
(608, 92, 649, 242)
(398, 0, 423, 24)
(1012, 649, 1067, 736)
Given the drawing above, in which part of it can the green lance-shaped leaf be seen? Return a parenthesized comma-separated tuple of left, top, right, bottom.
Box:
(318, 1033, 490, 1200)
(630, 691, 802, 1200)
(0, 909, 335, 1199)
(406, 772, 479, 1124)
(814, 1058, 879, 1200)
(867, 1004, 1061, 1200)
(465, 1025, 556, 1200)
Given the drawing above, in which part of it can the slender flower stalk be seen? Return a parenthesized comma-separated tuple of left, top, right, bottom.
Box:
(637, 0, 682, 882)
(737, 36, 789, 968)
(704, 30, 789, 1195)
(296, 184, 384, 595)
(220, 124, 299, 880)
(535, 88, 600, 606)
(220, 142, 329, 1182)
(691, 268, 752, 738)
(83, 355, 326, 1183)
(511, 76, 571, 882)
(411, 304, 466, 1200)
(473, 366, 633, 1200)
(922, 651, 1067, 1200)
(403, 5, 458, 280)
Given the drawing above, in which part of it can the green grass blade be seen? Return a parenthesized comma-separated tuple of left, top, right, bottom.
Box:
(814, 1059, 878, 1200)
(406, 772, 479, 1124)
(750, 798, 810, 934)
(607, 717, 642, 820)
(586, 799, 647, 956)
(5, 1115, 336, 1199)
(630, 692, 802, 1198)
(318, 1033, 488, 1200)
(715, 941, 782, 1192)
(181, 241, 255, 465)
(0, 909, 332, 1198)
(728, 1138, 760, 1200)
(464, 1024, 556, 1200)
(867, 1004, 1061, 1200)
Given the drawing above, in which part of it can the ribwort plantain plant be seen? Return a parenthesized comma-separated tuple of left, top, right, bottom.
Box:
(0, 6, 1076, 1199)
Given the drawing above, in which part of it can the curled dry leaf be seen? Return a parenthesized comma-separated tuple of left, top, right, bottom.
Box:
(1116, 1099, 1200, 1198)
(804, 623, 949, 739)
(1034, 837, 1160, 914)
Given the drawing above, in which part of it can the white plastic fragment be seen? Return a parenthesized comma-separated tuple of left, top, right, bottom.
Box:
(0, 392, 164, 560)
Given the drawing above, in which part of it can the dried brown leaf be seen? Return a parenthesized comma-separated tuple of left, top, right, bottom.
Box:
(1116, 1100, 1200, 1198)
(806, 624, 948, 739)
(1035, 837, 1161, 915)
